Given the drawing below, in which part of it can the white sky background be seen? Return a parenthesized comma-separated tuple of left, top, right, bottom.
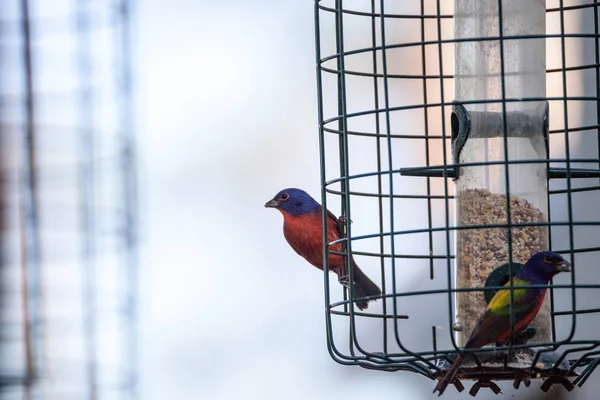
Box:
(137, 1, 435, 399)
(137, 1, 600, 400)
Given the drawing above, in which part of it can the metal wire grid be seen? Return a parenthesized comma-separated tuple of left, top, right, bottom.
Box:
(0, 1, 137, 399)
(314, 0, 600, 387)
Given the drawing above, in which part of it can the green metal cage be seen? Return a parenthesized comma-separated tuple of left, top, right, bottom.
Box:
(314, 0, 600, 395)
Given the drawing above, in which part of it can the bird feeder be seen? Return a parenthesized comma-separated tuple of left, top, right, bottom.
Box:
(314, 0, 600, 395)
(452, 0, 550, 347)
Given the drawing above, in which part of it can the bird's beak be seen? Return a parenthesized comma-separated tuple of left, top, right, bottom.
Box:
(264, 198, 279, 208)
(557, 260, 571, 272)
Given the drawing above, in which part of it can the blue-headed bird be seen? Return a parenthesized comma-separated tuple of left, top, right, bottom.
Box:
(433, 251, 571, 395)
(265, 188, 381, 310)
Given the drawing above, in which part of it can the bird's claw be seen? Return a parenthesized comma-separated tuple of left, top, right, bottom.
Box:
(338, 275, 351, 288)
(337, 215, 352, 225)
(336, 215, 352, 235)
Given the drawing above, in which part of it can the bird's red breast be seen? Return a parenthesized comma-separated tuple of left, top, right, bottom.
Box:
(495, 288, 547, 343)
(281, 210, 344, 274)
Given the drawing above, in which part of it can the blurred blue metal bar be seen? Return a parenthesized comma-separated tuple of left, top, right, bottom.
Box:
(19, 0, 41, 392)
(76, 1, 97, 399)
(115, 0, 139, 398)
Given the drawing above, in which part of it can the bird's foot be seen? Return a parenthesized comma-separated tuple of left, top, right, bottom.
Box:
(336, 215, 352, 234)
(338, 275, 352, 288)
(512, 327, 536, 345)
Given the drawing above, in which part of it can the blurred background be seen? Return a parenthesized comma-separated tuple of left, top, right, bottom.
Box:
(1, 1, 599, 400)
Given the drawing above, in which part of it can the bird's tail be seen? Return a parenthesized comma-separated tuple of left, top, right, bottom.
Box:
(349, 263, 382, 310)
(433, 354, 464, 396)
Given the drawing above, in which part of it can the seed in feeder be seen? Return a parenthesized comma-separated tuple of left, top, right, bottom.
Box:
(455, 188, 550, 345)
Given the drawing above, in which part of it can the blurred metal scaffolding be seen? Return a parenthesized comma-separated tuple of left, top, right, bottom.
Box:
(0, 1, 138, 399)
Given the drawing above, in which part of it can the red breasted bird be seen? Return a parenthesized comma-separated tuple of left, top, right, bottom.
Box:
(265, 188, 381, 310)
(433, 251, 571, 396)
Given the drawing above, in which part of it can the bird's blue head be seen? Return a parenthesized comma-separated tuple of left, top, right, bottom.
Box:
(519, 251, 571, 283)
(264, 188, 321, 217)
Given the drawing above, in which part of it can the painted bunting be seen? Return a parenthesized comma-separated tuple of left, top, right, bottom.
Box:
(433, 251, 571, 396)
(265, 188, 381, 310)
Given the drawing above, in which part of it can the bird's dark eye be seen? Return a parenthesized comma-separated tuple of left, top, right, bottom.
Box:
(281, 193, 289, 201)
(543, 255, 553, 264)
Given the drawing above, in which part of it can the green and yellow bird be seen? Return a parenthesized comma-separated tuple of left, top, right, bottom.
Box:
(434, 251, 571, 396)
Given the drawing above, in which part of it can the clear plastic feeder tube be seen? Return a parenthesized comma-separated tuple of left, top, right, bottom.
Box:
(453, 0, 549, 347)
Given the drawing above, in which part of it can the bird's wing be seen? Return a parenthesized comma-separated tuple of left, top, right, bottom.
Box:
(487, 278, 533, 316)
(465, 278, 542, 348)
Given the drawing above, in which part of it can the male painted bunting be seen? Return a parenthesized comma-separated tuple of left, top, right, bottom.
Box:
(265, 188, 381, 310)
(433, 251, 571, 396)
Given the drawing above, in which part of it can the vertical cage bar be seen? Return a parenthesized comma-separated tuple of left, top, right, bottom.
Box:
(596, 0, 600, 182)
(333, 1, 354, 320)
(420, 1, 435, 281)
(116, 0, 139, 396)
(333, 0, 362, 357)
(370, 0, 388, 355)
(437, 0, 455, 357)
(378, 0, 400, 351)
(557, 0, 577, 345)
(314, 0, 337, 363)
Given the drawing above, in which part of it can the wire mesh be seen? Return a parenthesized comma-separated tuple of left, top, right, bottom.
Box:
(0, 1, 137, 399)
(314, 0, 600, 392)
